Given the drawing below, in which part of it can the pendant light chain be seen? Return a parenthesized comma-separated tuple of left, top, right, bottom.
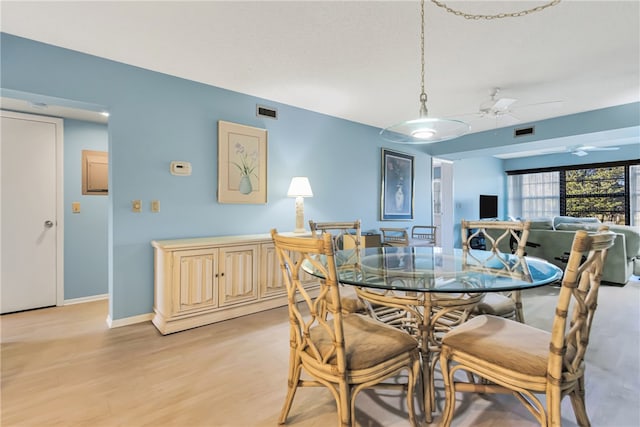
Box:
(381, 0, 560, 143)
(430, 0, 561, 20)
(419, 0, 427, 117)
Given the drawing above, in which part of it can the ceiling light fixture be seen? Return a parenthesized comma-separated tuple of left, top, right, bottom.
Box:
(381, 0, 562, 144)
(380, 0, 469, 144)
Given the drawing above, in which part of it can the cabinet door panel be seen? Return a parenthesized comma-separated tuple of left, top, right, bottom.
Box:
(260, 243, 287, 298)
(174, 248, 218, 313)
(219, 245, 258, 306)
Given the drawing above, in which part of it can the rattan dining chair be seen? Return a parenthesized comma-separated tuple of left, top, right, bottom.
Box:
(380, 227, 410, 246)
(439, 226, 616, 427)
(271, 229, 421, 427)
(461, 219, 532, 323)
(308, 220, 366, 314)
(411, 225, 437, 246)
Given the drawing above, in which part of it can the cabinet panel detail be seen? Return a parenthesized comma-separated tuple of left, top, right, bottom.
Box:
(260, 243, 286, 298)
(219, 246, 258, 306)
(173, 248, 218, 313)
(179, 254, 215, 308)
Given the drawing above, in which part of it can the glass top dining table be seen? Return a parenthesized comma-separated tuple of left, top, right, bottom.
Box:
(302, 245, 563, 423)
(304, 245, 564, 292)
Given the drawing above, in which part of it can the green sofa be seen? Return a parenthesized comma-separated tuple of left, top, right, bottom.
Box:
(493, 216, 640, 286)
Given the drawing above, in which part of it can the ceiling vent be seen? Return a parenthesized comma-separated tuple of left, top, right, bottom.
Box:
(257, 105, 277, 119)
(514, 126, 535, 137)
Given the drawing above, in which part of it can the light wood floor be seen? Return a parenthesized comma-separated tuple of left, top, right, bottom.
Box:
(2, 280, 639, 427)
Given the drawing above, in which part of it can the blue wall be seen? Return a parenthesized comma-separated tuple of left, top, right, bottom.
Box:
(1, 33, 435, 321)
(451, 156, 506, 247)
(63, 119, 109, 300)
(4, 32, 636, 321)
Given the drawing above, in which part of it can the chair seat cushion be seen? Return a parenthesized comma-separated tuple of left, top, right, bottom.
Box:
(475, 293, 515, 316)
(442, 315, 549, 376)
(309, 314, 418, 370)
(341, 296, 366, 313)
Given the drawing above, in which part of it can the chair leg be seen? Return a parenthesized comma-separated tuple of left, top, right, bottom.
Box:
(421, 352, 433, 424)
(569, 377, 591, 427)
(439, 350, 456, 427)
(278, 350, 302, 425)
(338, 380, 351, 427)
(514, 291, 525, 323)
(407, 356, 421, 427)
(546, 384, 563, 427)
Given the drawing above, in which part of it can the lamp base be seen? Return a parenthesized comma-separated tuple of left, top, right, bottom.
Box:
(293, 197, 306, 235)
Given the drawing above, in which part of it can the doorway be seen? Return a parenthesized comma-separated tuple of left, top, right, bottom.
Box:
(432, 158, 454, 251)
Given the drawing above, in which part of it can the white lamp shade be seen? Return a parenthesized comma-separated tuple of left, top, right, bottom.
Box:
(287, 177, 313, 198)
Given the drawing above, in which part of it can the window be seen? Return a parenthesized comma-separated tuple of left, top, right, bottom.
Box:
(563, 166, 625, 224)
(507, 171, 560, 219)
(631, 164, 640, 226)
(507, 160, 639, 226)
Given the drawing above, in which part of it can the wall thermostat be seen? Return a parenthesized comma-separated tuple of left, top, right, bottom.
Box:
(170, 161, 192, 176)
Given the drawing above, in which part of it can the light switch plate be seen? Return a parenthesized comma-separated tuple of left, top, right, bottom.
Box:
(132, 200, 142, 213)
(151, 200, 160, 213)
(72, 202, 81, 213)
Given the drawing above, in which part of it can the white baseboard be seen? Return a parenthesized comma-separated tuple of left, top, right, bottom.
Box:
(106, 312, 154, 328)
(64, 293, 109, 305)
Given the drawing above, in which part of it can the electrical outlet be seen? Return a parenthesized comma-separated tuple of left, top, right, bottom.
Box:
(132, 200, 142, 213)
(151, 200, 160, 213)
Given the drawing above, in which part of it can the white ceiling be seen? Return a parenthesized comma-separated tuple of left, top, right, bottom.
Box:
(1, 0, 639, 157)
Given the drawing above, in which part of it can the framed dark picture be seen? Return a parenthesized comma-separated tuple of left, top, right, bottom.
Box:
(381, 148, 414, 220)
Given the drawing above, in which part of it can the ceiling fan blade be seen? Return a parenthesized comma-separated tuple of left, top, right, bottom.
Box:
(583, 146, 620, 151)
(446, 111, 483, 119)
(492, 97, 517, 111)
(513, 100, 564, 111)
(497, 112, 521, 126)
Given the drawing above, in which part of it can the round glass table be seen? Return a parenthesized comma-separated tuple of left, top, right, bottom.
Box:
(326, 246, 564, 292)
(303, 245, 563, 423)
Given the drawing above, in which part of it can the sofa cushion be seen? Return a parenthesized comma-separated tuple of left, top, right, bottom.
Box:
(554, 222, 640, 258)
(607, 225, 640, 257)
(553, 215, 601, 229)
(554, 223, 597, 231)
(526, 218, 554, 230)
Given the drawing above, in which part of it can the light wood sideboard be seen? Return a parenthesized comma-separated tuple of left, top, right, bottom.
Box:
(151, 232, 317, 334)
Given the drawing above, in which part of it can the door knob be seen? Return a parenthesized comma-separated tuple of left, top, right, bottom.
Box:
(44, 220, 54, 228)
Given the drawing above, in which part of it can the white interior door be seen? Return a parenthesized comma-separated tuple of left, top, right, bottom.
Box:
(1, 110, 63, 313)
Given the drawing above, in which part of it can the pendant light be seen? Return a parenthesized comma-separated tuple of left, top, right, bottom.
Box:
(380, 0, 469, 144)
(381, 0, 561, 144)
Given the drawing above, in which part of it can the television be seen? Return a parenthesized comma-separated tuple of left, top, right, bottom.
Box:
(479, 194, 498, 219)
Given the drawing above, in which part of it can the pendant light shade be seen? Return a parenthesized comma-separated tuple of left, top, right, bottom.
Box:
(380, 0, 470, 144)
(380, 116, 470, 144)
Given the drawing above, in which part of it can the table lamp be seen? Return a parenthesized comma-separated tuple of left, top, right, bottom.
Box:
(287, 177, 313, 233)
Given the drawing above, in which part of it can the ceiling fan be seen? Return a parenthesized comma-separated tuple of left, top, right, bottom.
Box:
(499, 144, 621, 159)
(567, 145, 620, 157)
(458, 87, 564, 127)
(478, 88, 518, 119)
(495, 143, 622, 159)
